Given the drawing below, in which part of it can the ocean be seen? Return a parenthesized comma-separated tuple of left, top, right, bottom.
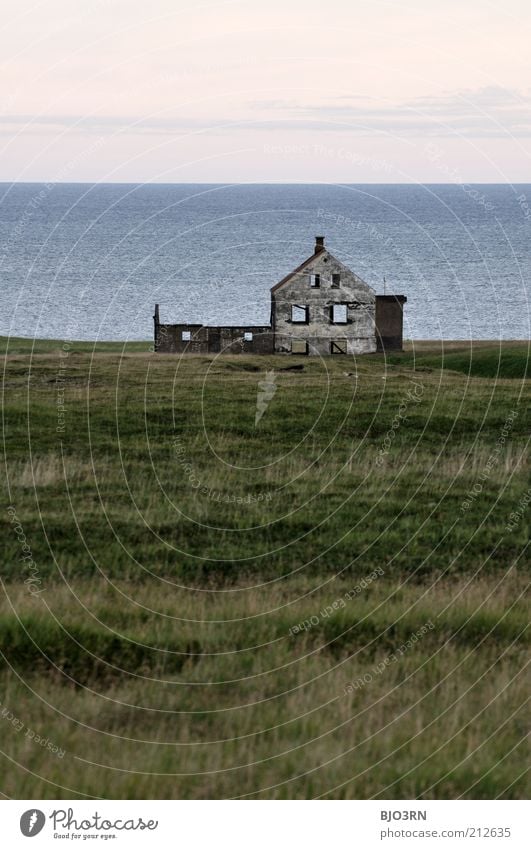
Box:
(0, 183, 529, 341)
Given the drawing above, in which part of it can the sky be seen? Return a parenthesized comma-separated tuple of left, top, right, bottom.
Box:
(0, 0, 530, 182)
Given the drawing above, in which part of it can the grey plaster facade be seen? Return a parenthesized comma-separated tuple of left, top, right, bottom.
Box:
(154, 237, 406, 355)
(271, 237, 378, 355)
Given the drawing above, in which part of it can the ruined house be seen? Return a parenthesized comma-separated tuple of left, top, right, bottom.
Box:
(154, 236, 406, 355)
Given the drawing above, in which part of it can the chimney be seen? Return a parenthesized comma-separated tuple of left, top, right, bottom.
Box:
(315, 235, 325, 254)
(154, 303, 160, 323)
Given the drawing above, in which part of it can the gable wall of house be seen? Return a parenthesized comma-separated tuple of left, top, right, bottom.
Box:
(272, 249, 377, 355)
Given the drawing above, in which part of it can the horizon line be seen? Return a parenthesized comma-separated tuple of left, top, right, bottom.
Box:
(1, 180, 530, 186)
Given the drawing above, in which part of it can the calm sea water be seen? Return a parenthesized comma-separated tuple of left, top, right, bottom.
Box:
(0, 183, 529, 341)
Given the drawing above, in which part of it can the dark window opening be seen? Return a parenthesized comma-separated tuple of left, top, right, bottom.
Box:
(310, 273, 320, 288)
(208, 332, 221, 353)
(331, 273, 341, 288)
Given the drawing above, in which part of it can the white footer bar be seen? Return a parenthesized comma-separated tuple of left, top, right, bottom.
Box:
(3, 800, 528, 848)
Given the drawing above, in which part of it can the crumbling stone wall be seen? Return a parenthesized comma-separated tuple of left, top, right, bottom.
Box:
(155, 323, 274, 354)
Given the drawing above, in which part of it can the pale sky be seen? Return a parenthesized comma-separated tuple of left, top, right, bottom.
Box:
(1, 0, 530, 182)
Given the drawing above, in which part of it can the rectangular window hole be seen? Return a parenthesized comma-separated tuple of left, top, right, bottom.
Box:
(331, 304, 347, 324)
(291, 304, 309, 323)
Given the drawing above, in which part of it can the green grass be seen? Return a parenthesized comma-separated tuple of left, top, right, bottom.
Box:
(1, 340, 529, 799)
(0, 335, 151, 355)
(382, 340, 530, 379)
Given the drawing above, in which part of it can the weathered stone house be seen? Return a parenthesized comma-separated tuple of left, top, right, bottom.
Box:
(154, 237, 406, 355)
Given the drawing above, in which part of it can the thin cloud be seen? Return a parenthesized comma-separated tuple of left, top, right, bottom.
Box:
(253, 86, 531, 137)
(1, 87, 530, 138)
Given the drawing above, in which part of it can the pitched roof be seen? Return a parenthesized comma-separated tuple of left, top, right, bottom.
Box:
(270, 248, 322, 293)
(271, 237, 375, 295)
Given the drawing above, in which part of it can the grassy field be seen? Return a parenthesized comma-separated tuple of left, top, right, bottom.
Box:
(1, 338, 529, 799)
